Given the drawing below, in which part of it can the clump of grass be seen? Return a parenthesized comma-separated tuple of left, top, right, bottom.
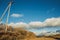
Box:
(0, 26, 36, 40)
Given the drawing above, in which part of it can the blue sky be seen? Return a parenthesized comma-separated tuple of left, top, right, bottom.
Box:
(0, 0, 60, 35)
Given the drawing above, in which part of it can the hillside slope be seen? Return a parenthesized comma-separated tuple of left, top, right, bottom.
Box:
(0, 25, 60, 40)
(0, 25, 36, 40)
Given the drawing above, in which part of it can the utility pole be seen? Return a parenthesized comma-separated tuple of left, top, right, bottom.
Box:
(5, 2, 12, 33)
(0, 1, 12, 33)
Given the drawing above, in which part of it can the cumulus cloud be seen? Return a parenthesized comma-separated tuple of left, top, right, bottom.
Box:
(40, 31, 60, 36)
(37, 30, 60, 36)
(9, 17, 60, 28)
(29, 17, 60, 27)
(11, 13, 23, 17)
(9, 22, 28, 28)
(44, 17, 60, 26)
(29, 21, 44, 27)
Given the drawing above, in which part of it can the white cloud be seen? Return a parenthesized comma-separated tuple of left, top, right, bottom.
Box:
(11, 13, 23, 17)
(40, 30, 47, 33)
(29, 21, 44, 27)
(44, 17, 60, 26)
(9, 22, 28, 28)
(9, 17, 60, 28)
(38, 30, 60, 36)
(29, 17, 60, 27)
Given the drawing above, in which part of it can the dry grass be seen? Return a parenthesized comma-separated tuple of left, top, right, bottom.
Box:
(0, 26, 36, 40)
(0, 25, 60, 40)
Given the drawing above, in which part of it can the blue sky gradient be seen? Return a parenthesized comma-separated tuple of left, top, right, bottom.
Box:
(0, 0, 60, 23)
